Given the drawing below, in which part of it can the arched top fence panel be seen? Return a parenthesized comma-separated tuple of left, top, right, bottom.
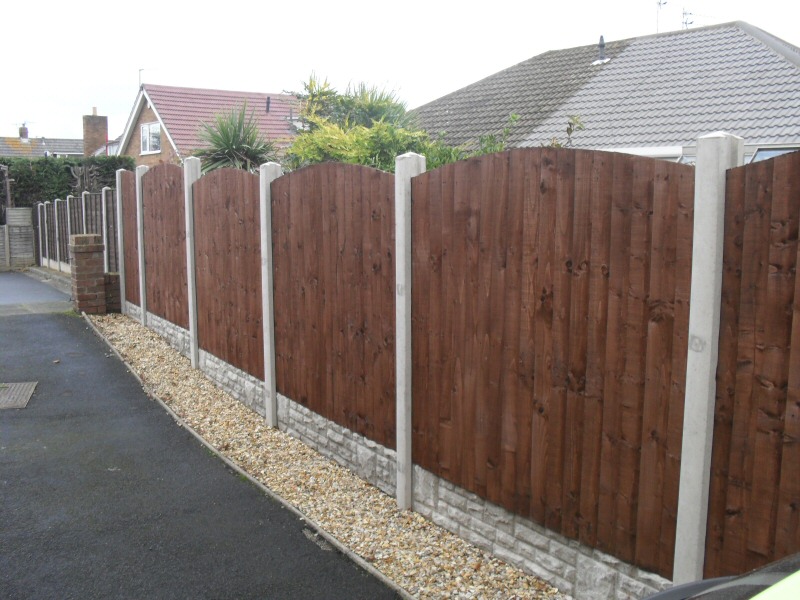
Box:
(193, 168, 263, 379)
(271, 161, 397, 448)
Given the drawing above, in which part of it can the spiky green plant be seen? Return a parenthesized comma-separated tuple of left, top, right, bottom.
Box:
(195, 104, 278, 173)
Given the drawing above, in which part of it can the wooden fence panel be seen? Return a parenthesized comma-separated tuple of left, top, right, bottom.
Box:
(104, 191, 119, 272)
(67, 198, 83, 235)
(45, 203, 56, 261)
(272, 163, 396, 449)
(85, 192, 103, 235)
(56, 201, 69, 263)
(706, 151, 800, 577)
(120, 171, 139, 305)
(194, 168, 263, 379)
(142, 164, 187, 329)
(411, 148, 694, 578)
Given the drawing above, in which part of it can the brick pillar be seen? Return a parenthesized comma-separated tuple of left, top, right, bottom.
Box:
(70, 234, 107, 314)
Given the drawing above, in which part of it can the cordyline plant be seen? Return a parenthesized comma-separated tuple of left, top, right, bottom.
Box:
(194, 104, 278, 173)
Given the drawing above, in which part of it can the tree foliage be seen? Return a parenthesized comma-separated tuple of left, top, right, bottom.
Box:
(0, 155, 135, 208)
(285, 75, 518, 173)
(194, 104, 278, 173)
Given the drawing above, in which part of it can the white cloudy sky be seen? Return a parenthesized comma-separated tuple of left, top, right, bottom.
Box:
(4, 0, 799, 140)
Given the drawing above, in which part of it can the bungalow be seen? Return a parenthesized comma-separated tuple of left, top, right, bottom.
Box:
(413, 21, 800, 163)
(117, 84, 301, 167)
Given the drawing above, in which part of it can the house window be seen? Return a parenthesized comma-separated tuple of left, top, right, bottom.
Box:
(140, 122, 161, 154)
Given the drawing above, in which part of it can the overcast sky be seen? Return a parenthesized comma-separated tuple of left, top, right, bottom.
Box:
(4, 0, 799, 140)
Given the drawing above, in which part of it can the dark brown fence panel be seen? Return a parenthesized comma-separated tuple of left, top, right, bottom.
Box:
(272, 163, 396, 449)
(67, 197, 83, 235)
(194, 168, 263, 379)
(56, 201, 69, 262)
(85, 192, 103, 235)
(105, 190, 119, 272)
(411, 148, 694, 578)
(706, 151, 800, 578)
(120, 171, 139, 305)
(142, 164, 188, 328)
(45, 203, 56, 261)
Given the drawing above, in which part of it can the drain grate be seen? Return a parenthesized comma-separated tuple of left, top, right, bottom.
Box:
(0, 382, 38, 409)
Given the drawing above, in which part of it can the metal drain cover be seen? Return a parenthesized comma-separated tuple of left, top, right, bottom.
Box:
(0, 382, 38, 409)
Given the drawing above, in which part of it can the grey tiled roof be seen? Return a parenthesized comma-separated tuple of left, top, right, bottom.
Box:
(413, 22, 800, 152)
(0, 137, 84, 158)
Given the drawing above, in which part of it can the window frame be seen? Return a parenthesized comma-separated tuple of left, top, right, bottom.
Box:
(140, 122, 161, 155)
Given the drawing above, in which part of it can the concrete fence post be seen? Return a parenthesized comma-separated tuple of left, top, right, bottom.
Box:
(81, 191, 89, 234)
(260, 162, 282, 427)
(183, 157, 202, 369)
(54, 198, 62, 271)
(43, 202, 51, 269)
(135, 165, 149, 326)
(37, 204, 44, 267)
(674, 132, 744, 584)
(66, 195, 74, 241)
(101, 186, 111, 273)
(395, 152, 426, 510)
(115, 170, 127, 315)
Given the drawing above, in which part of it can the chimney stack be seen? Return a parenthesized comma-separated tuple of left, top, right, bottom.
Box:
(83, 108, 108, 156)
(19, 125, 28, 139)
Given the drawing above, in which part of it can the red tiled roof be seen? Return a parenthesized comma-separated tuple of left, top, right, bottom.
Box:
(143, 84, 300, 154)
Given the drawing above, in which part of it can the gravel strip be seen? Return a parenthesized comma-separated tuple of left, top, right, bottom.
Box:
(90, 313, 565, 599)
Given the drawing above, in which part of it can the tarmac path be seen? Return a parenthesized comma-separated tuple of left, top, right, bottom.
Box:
(0, 271, 399, 599)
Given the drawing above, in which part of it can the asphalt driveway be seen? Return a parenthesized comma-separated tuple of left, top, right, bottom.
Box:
(0, 271, 400, 599)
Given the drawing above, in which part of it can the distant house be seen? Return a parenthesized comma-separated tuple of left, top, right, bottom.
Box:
(413, 21, 800, 163)
(117, 84, 301, 167)
(0, 126, 83, 159)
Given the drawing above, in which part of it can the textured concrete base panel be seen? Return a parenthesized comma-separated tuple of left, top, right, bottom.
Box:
(412, 466, 670, 599)
(132, 315, 671, 599)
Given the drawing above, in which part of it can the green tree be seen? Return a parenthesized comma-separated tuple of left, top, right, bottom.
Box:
(285, 75, 525, 173)
(194, 104, 278, 173)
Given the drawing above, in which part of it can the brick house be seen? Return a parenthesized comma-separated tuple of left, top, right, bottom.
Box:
(117, 84, 300, 167)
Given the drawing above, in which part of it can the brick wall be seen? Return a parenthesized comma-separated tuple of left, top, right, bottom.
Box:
(121, 105, 179, 167)
(70, 234, 120, 314)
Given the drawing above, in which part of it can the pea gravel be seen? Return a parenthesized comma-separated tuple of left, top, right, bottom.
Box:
(90, 313, 565, 600)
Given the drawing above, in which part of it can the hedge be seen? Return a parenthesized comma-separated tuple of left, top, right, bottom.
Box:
(0, 155, 135, 208)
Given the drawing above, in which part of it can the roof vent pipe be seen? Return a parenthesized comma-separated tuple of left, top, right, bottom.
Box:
(592, 35, 611, 65)
(266, 97, 271, 113)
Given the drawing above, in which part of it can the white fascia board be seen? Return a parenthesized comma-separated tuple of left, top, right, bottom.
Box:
(118, 86, 180, 159)
(601, 146, 684, 159)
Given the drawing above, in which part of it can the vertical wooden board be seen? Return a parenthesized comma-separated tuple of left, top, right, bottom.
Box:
(705, 166, 746, 575)
(635, 159, 678, 575)
(722, 159, 773, 573)
(378, 170, 396, 447)
(142, 164, 187, 329)
(746, 154, 795, 558)
(579, 150, 613, 547)
(271, 177, 287, 393)
(775, 153, 800, 559)
(119, 172, 139, 304)
(437, 164, 459, 475)
(481, 153, 510, 504)
(514, 149, 542, 517)
(530, 148, 557, 524)
(300, 165, 320, 414)
(597, 153, 634, 554)
(497, 149, 527, 511)
(461, 157, 483, 492)
(561, 149, 592, 540)
(660, 162, 694, 573)
(544, 148, 573, 532)
(611, 156, 652, 562)
(359, 168, 376, 441)
(411, 168, 435, 468)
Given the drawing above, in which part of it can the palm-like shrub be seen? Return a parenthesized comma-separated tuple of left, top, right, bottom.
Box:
(195, 104, 277, 173)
